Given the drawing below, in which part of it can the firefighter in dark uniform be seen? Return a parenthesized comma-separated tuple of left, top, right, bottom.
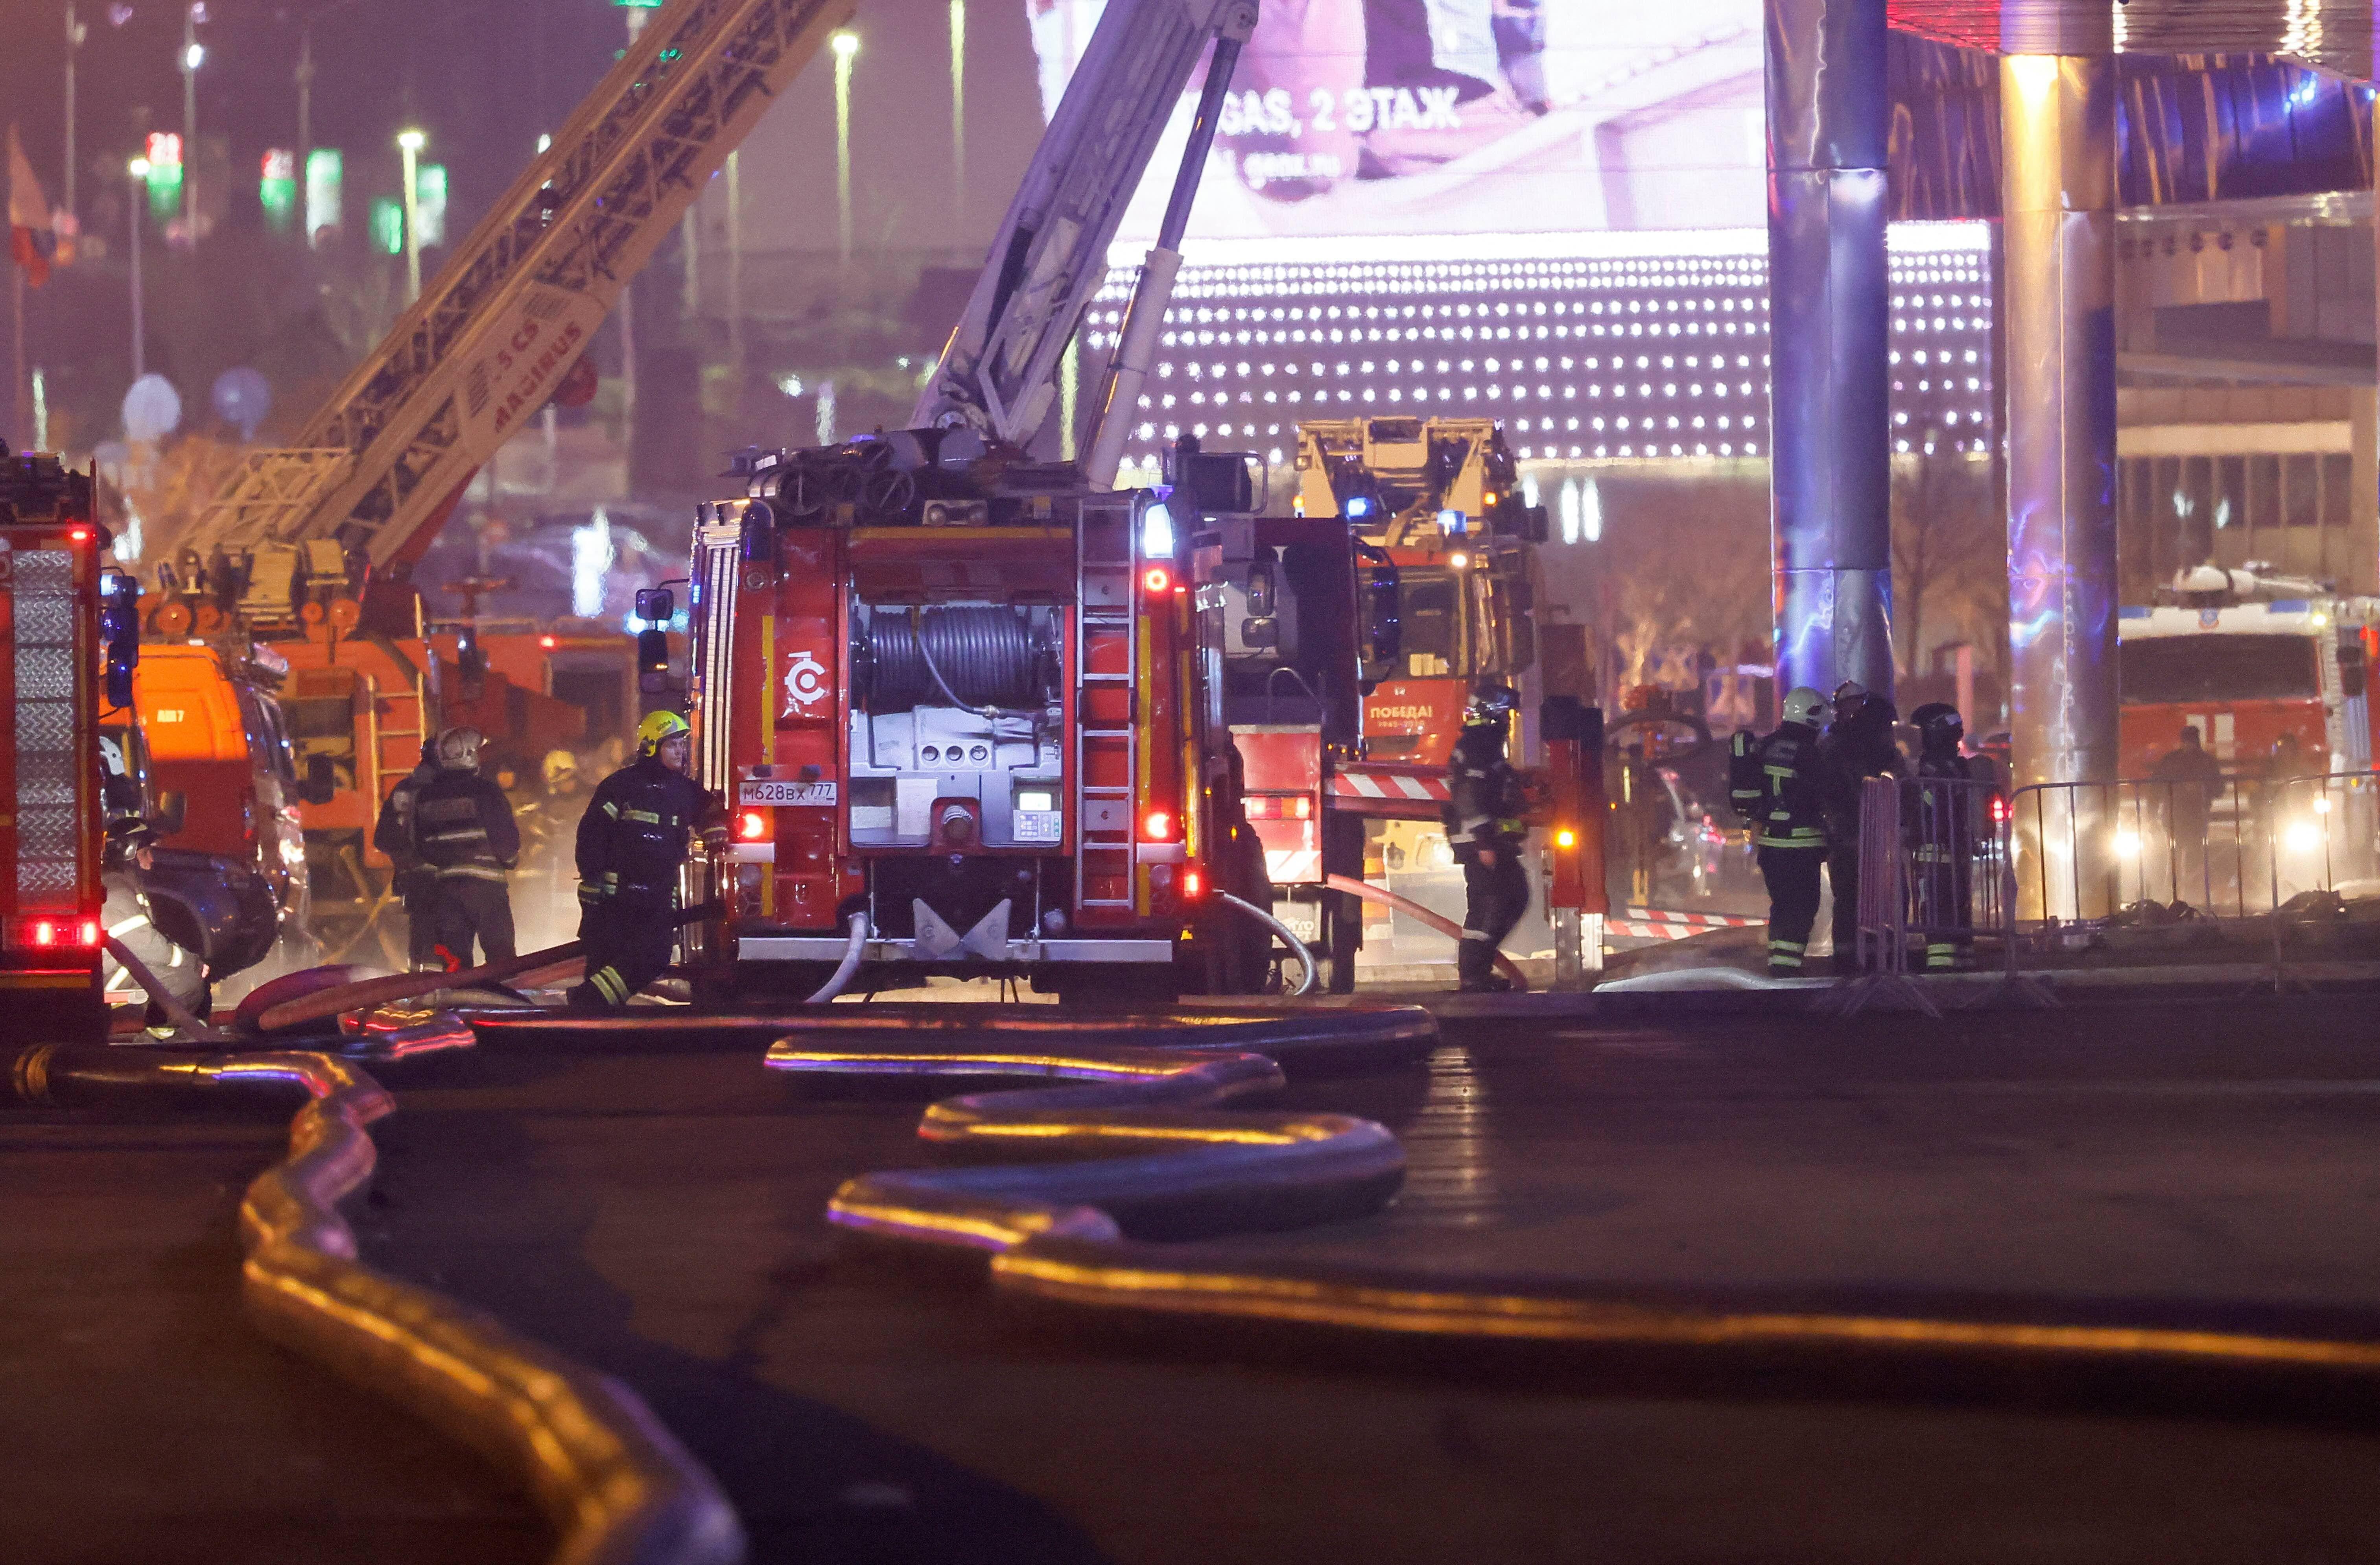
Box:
(1817, 680, 1902, 972)
(1746, 687, 1831, 975)
(1908, 702, 1976, 970)
(97, 734, 208, 1022)
(372, 740, 442, 969)
(411, 726, 521, 969)
(567, 711, 721, 1011)
(1444, 683, 1529, 993)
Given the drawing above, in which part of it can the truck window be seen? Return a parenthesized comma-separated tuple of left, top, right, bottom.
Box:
(2119, 634, 2320, 704)
(1399, 569, 1467, 679)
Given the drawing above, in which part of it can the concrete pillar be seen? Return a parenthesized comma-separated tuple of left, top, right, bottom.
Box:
(2001, 50, 2117, 797)
(1765, 0, 1894, 702)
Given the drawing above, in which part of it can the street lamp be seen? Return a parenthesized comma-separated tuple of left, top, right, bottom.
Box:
(180, 4, 202, 233)
(831, 29, 859, 265)
(126, 157, 147, 378)
(396, 127, 426, 303)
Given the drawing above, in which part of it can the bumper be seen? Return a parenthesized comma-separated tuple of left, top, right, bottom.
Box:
(737, 935, 1173, 965)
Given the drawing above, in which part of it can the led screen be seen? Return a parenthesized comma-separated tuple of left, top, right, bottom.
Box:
(1029, 0, 1763, 241)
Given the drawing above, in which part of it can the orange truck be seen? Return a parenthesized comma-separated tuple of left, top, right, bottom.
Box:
(0, 453, 117, 1036)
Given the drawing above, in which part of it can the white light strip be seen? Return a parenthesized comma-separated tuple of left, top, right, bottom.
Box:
(1107, 220, 1991, 272)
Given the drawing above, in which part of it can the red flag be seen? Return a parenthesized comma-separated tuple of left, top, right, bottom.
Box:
(9, 126, 56, 288)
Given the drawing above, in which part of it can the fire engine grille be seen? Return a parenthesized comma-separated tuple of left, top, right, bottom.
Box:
(12, 550, 80, 906)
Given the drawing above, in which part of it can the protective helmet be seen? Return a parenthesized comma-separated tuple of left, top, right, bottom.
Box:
(1463, 682, 1519, 728)
(1910, 702, 1963, 746)
(637, 710, 693, 756)
(435, 725, 485, 771)
(1782, 687, 1830, 727)
(542, 749, 579, 792)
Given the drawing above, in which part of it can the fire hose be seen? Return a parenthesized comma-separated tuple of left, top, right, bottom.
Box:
(1219, 892, 1318, 997)
(804, 913, 870, 1004)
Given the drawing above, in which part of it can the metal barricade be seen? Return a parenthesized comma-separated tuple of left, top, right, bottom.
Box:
(2005, 768, 2380, 987)
(1853, 774, 2014, 982)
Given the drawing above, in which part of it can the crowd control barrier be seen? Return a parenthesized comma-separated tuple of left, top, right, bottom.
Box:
(1855, 766, 2380, 997)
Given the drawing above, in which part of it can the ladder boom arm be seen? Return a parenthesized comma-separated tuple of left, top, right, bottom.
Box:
(912, 0, 1257, 448)
(173, 0, 854, 576)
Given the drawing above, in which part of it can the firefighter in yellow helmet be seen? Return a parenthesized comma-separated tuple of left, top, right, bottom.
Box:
(566, 711, 723, 1011)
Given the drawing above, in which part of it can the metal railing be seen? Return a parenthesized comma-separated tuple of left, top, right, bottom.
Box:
(1854, 767, 2380, 997)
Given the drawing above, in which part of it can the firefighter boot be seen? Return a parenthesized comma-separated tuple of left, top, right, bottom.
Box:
(1455, 935, 1511, 993)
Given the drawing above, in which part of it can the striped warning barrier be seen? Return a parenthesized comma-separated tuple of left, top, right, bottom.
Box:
(1608, 907, 1764, 942)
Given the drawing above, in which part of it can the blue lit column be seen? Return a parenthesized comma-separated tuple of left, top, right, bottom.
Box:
(1764, 0, 1893, 700)
(2001, 50, 2116, 795)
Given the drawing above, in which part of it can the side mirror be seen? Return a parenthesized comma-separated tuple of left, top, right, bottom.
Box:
(1355, 543, 1400, 683)
(634, 587, 675, 624)
(299, 752, 338, 805)
(154, 789, 187, 837)
(99, 572, 140, 710)
(636, 627, 671, 693)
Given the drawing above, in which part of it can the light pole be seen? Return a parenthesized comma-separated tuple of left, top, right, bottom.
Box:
(831, 29, 859, 266)
(397, 128, 425, 303)
(126, 157, 147, 378)
(65, 4, 85, 219)
(948, 0, 964, 224)
(180, 6, 202, 233)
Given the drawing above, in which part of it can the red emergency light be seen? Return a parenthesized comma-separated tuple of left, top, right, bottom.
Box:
(1142, 808, 1175, 842)
(735, 809, 770, 842)
(1554, 827, 1578, 849)
(1142, 566, 1172, 594)
(539, 635, 558, 649)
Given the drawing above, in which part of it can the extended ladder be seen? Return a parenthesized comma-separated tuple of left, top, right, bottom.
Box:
(171, 0, 853, 576)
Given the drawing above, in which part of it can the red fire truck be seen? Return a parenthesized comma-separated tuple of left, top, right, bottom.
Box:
(0, 452, 116, 1036)
(2117, 568, 2380, 777)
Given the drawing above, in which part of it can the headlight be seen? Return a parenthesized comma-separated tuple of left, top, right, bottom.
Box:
(2113, 829, 2141, 859)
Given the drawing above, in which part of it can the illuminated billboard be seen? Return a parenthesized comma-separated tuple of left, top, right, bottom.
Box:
(1029, 0, 1763, 241)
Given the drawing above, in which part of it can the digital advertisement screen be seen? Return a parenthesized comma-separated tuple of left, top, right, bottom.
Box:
(1029, 0, 1764, 242)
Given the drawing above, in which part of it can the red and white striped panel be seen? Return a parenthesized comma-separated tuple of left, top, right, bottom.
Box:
(1326, 762, 1450, 820)
(1264, 847, 1322, 884)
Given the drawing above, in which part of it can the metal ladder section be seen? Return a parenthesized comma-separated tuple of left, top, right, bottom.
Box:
(1074, 502, 1138, 912)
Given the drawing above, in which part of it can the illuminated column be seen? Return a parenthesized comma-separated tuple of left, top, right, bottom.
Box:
(1764, 0, 1893, 700)
(2001, 48, 2116, 800)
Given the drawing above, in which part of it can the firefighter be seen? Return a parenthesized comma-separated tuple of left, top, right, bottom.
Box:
(1818, 681, 1902, 972)
(411, 726, 521, 969)
(373, 739, 442, 969)
(1443, 682, 1529, 993)
(566, 711, 722, 1011)
(1750, 687, 1831, 975)
(1908, 703, 1976, 970)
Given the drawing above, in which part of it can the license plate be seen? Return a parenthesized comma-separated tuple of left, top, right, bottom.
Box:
(738, 779, 837, 806)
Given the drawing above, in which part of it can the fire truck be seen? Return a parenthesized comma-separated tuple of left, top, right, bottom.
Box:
(1294, 417, 1547, 768)
(681, 0, 1596, 998)
(0, 451, 119, 1036)
(2118, 566, 2380, 777)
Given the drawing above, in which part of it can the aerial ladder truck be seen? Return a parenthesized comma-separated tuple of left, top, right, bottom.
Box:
(677, 0, 1596, 999)
(131, 0, 854, 944)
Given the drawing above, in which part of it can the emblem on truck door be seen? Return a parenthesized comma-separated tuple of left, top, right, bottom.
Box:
(783, 649, 828, 717)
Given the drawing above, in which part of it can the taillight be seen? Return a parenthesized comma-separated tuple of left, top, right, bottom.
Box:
(5, 917, 101, 950)
(736, 808, 770, 842)
(1142, 809, 1175, 842)
(1142, 566, 1172, 594)
(1988, 792, 2009, 824)
(1182, 868, 1205, 899)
